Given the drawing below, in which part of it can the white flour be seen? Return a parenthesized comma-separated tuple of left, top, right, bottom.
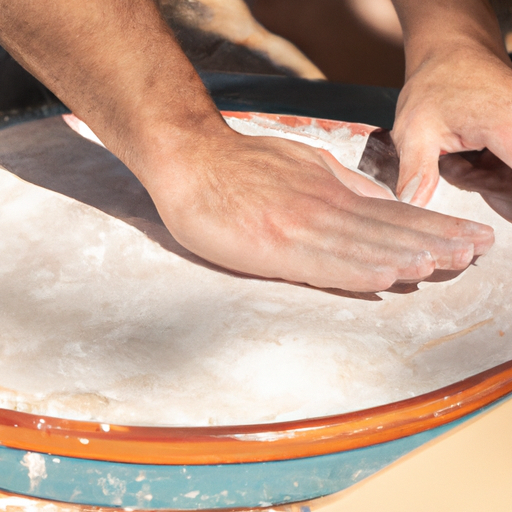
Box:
(0, 116, 510, 426)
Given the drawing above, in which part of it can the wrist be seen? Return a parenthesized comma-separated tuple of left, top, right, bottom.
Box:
(393, 0, 508, 78)
(119, 105, 234, 190)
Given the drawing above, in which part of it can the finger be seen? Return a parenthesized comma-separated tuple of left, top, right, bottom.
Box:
(314, 182, 495, 257)
(262, 221, 438, 291)
(296, 248, 436, 292)
(360, 198, 494, 256)
(319, 149, 396, 200)
(395, 132, 441, 206)
(288, 225, 464, 292)
(302, 201, 476, 272)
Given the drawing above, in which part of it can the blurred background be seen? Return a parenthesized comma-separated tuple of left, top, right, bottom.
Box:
(251, 0, 404, 87)
(0, 0, 405, 117)
(2, 0, 512, 118)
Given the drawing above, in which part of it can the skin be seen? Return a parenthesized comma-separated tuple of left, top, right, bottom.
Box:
(0, 0, 495, 292)
(391, 0, 512, 206)
(157, 0, 326, 79)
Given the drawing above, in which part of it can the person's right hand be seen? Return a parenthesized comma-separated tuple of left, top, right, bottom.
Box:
(140, 127, 494, 292)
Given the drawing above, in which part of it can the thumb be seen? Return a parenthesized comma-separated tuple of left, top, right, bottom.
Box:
(395, 135, 441, 206)
(320, 149, 396, 200)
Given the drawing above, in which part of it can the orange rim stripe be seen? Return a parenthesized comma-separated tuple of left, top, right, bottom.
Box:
(1, 360, 512, 465)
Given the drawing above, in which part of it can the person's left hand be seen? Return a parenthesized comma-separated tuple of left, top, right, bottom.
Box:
(392, 42, 512, 206)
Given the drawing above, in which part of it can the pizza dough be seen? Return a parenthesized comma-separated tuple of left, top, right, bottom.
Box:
(0, 116, 510, 427)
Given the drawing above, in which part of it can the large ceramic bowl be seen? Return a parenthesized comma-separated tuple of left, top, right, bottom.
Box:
(0, 112, 511, 510)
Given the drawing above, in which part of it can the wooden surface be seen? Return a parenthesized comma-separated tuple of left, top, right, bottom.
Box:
(305, 395, 512, 512)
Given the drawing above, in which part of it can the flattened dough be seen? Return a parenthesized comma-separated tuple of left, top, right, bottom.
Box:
(0, 116, 510, 427)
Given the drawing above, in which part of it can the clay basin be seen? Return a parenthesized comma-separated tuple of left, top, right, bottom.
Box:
(0, 112, 511, 510)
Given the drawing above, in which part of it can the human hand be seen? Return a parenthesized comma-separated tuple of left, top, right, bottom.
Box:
(3, 0, 493, 293)
(142, 128, 494, 292)
(392, 43, 512, 206)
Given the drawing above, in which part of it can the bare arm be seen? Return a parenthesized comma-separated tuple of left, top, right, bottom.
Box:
(391, 0, 512, 205)
(0, 0, 494, 291)
(0, 0, 225, 172)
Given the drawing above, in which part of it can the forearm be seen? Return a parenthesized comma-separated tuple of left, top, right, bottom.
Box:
(391, 0, 508, 77)
(0, 0, 227, 180)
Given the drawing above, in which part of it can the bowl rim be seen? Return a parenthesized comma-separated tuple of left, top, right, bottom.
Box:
(0, 360, 511, 465)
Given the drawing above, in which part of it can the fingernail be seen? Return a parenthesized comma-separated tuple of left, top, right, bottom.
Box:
(399, 175, 421, 204)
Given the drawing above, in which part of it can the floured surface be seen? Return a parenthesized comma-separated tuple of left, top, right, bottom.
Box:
(223, 114, 369, 170)
(0, 116, 511, 427)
